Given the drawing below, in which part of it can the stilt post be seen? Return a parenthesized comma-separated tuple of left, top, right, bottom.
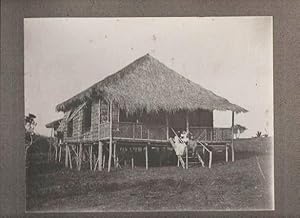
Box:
(209, 151, 212, 168)
(145, 144, 149, 170)
(108, 100, 113, 172)
(68, 146, 72, 169)
(78, 143, 82, 171)
(58, 144, 62, 162)
(225, 145, 229, 162)
(98, 141, 103, 171)
(89, 145, 93, 170)
(48, 128, 53, 162)
(113, 142, 117, 167)
(185, 146, 188, 169)
(231, 111, 235, 162)
(103, 155, 106, 169)
(131, 157, 134, 169)
(65, 144, 68, 168)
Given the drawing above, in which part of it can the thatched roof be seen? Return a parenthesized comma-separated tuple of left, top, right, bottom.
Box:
(45, 118, 63, 129)
(56, 54, 247, 114)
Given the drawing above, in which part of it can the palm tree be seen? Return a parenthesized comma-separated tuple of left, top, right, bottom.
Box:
(256, 131, 262, 137)
(233, 124, 247, 138)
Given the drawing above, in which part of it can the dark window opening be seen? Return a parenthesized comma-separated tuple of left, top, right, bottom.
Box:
(67, 119, 73, 137)
(83, 102, 92, 132)
(100, 100, 109, 123)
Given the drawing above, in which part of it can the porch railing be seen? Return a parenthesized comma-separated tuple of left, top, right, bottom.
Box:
(189, 126, 232, 142)
(99, 122, 167, 141)
(98, 122, 232, 142)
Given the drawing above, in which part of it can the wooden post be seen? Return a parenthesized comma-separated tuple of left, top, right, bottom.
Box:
(131, 157, 134, 169)
(231, 111, 235, 162)
(58, 145, 62, 162)
(48, 128, 53, 162)
(98, 98, 101, 138)
(209, 151, 212, 168)
(108, 100, 113, 172)
(185, 146, 188, 169)
(65, 144, 69, 168)
(103, 155, 106, 169)
(113, 142, 117, 167)
(98, 141, 103, 171)
(68, 146, 73, 169)
(225, 145, 229, 162)
(166, 113, 169, 139)
(145, 145, 149, 170)
(89, 145, 93, 170)
(55, 145, 58, 162)
(78, 143, 82, 171)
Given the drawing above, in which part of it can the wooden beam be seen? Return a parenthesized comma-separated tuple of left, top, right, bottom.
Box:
(108, 100, 113, 172)
(231, 111, 235, 162)
(145, 145, 149, 170)
(98, 141, 103, 171)
(166, 113, 169, 139)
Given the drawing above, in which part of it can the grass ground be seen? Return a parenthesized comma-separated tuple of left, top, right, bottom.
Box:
(26, 137, 273, 211)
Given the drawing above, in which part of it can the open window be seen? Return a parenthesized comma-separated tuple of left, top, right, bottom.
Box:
(67, 119, 73, 137)
(83, 102, 92, 132)
(100, 100, 109, 123)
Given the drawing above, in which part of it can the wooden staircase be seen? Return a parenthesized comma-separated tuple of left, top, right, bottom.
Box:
(182, 149, 205, 169)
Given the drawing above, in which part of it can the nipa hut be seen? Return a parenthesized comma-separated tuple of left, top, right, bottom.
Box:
(45, 118, 63, 162)
(53, 54, 247, 172)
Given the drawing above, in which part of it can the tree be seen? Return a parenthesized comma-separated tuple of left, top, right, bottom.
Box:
(25, 113, 38, 161)
(233, 124, 247, 138)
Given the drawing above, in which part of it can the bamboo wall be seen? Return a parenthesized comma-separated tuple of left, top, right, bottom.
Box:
(61, 100, 213, 143)
(63, 99, 119, 142)
(91, 99, 99, 140)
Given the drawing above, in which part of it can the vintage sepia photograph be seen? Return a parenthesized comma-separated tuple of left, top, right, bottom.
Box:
(24, 17, 273, 212)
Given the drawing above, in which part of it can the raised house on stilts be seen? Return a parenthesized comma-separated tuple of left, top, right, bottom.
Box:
(54, 54, 247, 171)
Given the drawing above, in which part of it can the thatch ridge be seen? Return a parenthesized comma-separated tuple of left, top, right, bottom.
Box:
(56, 54, 247, 113)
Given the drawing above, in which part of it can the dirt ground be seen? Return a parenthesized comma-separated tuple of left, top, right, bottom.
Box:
(26, 137, 273, 212)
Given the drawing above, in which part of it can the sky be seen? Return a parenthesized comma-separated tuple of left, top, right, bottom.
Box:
(24, 17, 273, 138)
